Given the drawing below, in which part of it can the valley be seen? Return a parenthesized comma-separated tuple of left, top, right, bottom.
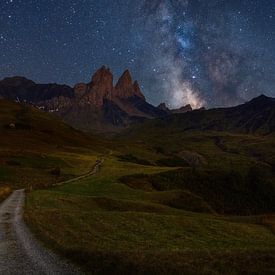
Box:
(0, 95, 274, 273)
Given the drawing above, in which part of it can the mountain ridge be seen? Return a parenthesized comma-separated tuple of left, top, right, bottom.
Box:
(0, 67, 167, 131)
(127, 94, 275, 135)
(1, 69, 274, 134)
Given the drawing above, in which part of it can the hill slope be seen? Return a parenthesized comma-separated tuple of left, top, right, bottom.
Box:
(25, 157, 275, 274)
(127, 95, 275, 135)
(0, 99, 92, 148)
(0, 99, 106, 190)
(114, 96, 275, 215)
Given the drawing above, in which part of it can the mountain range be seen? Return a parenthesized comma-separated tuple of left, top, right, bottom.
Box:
(0, 66, 275, 134)
(0, 66, 192, 132)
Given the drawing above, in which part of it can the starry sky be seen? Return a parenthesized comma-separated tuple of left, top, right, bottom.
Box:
(0, 0, 274, 108)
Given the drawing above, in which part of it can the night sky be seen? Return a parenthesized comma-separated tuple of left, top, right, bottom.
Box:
(0, 0, 274, 108)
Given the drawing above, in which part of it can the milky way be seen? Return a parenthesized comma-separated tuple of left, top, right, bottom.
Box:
(139, 0, 205, 108)
(138, 0, 275, 108)
(0, 0, 274, 108)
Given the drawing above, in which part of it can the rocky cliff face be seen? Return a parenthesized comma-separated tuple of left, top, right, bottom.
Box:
(71, 66, 146, 109)
(85, 66, 113, 106)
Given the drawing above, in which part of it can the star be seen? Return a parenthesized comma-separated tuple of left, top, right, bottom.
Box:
(0, 0, 274, 108)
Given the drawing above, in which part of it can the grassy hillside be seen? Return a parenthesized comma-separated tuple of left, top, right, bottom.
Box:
(114, 124, 275, 216)
(0, 99, 108, 191)
(25, 158, 275, 274)
(121, 166, 275, 215)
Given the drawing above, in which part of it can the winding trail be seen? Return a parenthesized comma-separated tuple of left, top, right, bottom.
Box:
(0, 159, 104, 274)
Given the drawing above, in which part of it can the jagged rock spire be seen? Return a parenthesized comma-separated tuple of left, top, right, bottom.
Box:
(114, 69, 145, 100)
(91, 66, 113, 90)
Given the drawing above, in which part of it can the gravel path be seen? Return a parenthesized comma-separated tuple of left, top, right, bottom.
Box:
(0, 189, 83, 274)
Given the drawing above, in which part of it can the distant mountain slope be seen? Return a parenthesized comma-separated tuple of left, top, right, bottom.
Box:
(1, 71, 274, 134)
(0, 76, 74, 102)
(0, 99, 93, 149)
(129, 95, 275, 135)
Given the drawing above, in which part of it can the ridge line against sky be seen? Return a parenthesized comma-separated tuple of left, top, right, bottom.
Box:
(0, 0, 274, 108)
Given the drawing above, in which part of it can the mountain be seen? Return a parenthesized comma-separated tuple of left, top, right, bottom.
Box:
(1, 70, 274, 134)
(0, 67, 166, 132)
(133, 95, 275, 135)
(0, 76, 74, 102)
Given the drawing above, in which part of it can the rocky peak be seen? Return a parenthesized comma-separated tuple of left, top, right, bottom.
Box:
(114, 70, 145, 100)
(91, 66, 113, 88)
(85, 66, 113, 106)
(115, 70, 132, 90)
